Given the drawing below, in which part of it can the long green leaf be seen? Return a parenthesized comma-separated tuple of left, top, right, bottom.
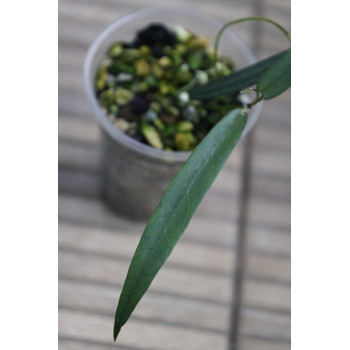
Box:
(113, 108, 248, 340)
(257, 47, 291, 99)
(189, 50, 287, 100)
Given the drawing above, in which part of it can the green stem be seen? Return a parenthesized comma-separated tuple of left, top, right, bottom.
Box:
(214, 17, 291, 62)
(247, 89, 265, 108)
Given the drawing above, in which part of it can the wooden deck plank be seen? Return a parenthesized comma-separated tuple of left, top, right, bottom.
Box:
(59, 168, 100, 197)
(58, 66, 83, 89)
(246, 224, 290, 257)
(257, 91, 291, 127)
(250, 173, 290, 203)
(240, 306, 290, 341)
(242, 280, 291, 311)
(247, 197, 290, 229)
(58, 249, 233, 303)
(238, 336, 290, 350)
(58, 43, 86, 69)
(58, 118, 100, 144)
(58, 0, 254, 31)
(240, 307, 291, 342)
(59, 338, 140, 350)
(58, 142, 100, 172)
(59, 278, 230, 332)
(58, 195, 238, 249)
(58, 93, 92, 120)
(264, 0, 291, 12)
(58, 223, 235, 275)
(251, 148, 291, 179)
(253, 123, 291, 152)
(59, 183, 240, 223)
(59, 309, 228, 350)
(244, 253, 290, 283)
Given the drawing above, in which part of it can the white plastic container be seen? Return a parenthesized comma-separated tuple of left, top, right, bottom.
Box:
(84, 7, 262, 220)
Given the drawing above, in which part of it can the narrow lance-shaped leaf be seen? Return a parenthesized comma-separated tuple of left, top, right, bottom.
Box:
(114, 108, 248, 340)
(189, 50, 287, 100)
(257, 47, 291, 99)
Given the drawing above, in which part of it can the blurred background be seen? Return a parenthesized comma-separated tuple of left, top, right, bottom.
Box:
(58, 1, 291, 350)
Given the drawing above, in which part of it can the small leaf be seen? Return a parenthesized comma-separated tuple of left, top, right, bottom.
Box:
(113, 108, 247, 341)
(189, 50, 287, 100)
(257, 47, 291, 99)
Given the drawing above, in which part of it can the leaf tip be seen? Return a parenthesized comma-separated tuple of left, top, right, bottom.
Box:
(113, 323, 122, 342)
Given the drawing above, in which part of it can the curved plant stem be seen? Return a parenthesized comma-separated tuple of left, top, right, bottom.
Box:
(247, 89, 265, 108)
(214, 17, 291, 62)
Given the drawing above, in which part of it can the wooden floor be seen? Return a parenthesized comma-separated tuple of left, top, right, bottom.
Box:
(58, 1, 291, 349)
